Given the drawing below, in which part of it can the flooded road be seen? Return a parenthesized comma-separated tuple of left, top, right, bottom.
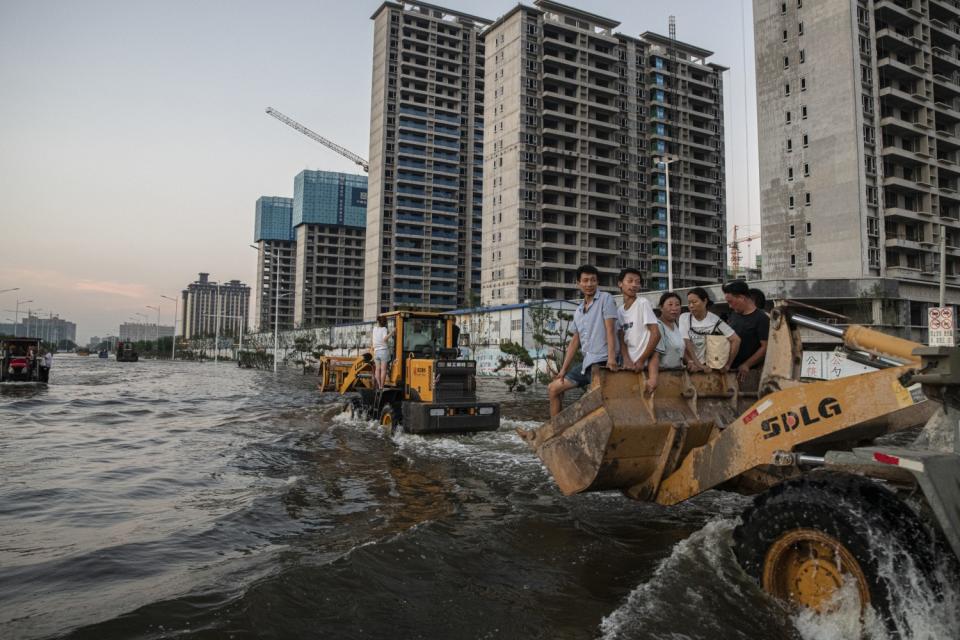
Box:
(0, 356, 955, 639)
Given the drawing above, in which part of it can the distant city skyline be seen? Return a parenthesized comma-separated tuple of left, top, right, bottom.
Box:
(0, 0, 761, 342)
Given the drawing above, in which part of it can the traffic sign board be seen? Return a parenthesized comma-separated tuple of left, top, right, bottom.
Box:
(929, 307, 956, 347)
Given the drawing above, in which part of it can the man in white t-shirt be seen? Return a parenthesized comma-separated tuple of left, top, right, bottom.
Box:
(616, 267, 660, 394)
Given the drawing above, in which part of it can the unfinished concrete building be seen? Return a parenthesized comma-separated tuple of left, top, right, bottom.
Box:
(364, 1, 489, 319)
(292, 170, 367, 327)
(755, 0, 960, 290)
(482, 1, 727, 304)
(253, 196, 296, 333)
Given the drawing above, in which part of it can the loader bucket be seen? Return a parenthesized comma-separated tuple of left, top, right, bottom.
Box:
(518, 367, 743, 501)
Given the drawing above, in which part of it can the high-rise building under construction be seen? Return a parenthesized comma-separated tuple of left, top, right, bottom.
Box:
(364, 2, 490, 319)
(483, 1, 728, 303)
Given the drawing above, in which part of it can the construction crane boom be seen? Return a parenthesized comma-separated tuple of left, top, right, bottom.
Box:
(728, 224, 761, 274)
(265, 107, 369, 173)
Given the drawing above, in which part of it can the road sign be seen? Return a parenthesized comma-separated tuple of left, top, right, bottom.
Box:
(929, 307, 955, 347)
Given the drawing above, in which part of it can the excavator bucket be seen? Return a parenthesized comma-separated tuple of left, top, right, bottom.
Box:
(518, 367, 743, 501)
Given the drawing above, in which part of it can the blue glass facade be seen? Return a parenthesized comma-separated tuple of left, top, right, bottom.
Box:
(254, 197, 294, 242)
(293, 171, 367, 229)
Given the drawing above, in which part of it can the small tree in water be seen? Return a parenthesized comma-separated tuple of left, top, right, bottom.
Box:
(495, 340, 534, 392)
(528, 304, 575, 386)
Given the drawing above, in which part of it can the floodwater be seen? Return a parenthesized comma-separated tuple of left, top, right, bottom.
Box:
(0, 355, 956, 639)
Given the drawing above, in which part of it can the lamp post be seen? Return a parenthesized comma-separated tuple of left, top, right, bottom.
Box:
(214, 283, 222, 364)
(0, 287, 20, 295)
(161, 294, 178, 360)
(654, 155, 678, 291)
(12, 299, 33, 337)
(146, 304, 160, 354)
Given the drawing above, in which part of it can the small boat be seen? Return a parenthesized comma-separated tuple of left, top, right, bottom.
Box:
(116, 341, 139, 362)
(1, 337, 45, 383)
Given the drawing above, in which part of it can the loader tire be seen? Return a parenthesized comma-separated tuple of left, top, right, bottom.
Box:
(733, 471, 934, 631)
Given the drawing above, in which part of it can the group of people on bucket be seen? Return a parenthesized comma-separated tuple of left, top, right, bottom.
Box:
(548, 265, 770, 417)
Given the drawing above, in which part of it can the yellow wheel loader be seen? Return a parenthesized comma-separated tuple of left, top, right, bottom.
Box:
(317, 311, 499, 435)
(519, 302, 960, 630)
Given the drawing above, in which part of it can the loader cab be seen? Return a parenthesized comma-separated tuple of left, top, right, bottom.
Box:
(380, 311, 454, 390)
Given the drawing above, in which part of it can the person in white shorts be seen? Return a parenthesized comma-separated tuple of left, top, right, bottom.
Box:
(616, 267, 660, 394)
(371, 317, 394, 389)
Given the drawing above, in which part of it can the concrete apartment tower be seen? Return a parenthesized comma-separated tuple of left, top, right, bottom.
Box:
(483, 1, 727, 303)
(755, 0, 960, 285)
(253, 196, 296, 332)
(180, 273, 250, 340)
(365, 2, 490, 319)
(292, 170, 367, 327)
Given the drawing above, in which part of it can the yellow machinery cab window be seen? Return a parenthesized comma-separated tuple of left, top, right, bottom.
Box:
(402, 317, 447, 357)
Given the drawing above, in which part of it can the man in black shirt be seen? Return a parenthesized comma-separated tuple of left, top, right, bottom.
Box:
(722, 280, 770, 382)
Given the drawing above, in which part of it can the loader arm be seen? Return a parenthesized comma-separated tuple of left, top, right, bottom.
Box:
(654, 364, 926, 504)
(337, 353, 373, 394)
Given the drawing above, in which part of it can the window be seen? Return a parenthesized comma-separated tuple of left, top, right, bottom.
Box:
(785, 82, 791, 96)
(511, 319, 522, 331)
(784, 56, 790, 69)
(790, 254, 797, 268)
(799, 49, 805, 63)
(788, 166, 794, 180)
(797, 0, 803, 7)
(804, 163, 810, 177)
(787, 138, 793, 152)
(801, 104, 808, 119)
(781, 2, 787, 13)
(789, 195, 795, 209)
(789, 224, 796, 238)
(782, 29, 788, 42)
(800, 77, 807, 91)
(805, 221, 812, 235)
(806, 251, 813, 266)
(805, 192, 811, 206)
(799, 21, 804, 36)
(786, 110, 792, 124)
(802, 133, 809, 147)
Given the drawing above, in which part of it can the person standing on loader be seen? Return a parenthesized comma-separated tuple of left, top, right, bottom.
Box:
(548, 265, 618, 417)
(616, 267, 659, 395)
(371, 317, 393, 389)
(722, 280, 770, 383)
(681, 287, 739, 372)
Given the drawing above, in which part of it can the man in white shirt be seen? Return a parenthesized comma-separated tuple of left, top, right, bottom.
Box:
(616, 268, 660, 394)
(549, 265, 618, 417)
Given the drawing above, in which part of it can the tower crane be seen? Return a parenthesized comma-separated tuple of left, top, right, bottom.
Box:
(265, 107, 369, 173)
(728, 224, 761, 274)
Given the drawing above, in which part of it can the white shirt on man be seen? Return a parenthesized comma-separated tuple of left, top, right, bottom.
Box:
(618, 297, 658, 363)
(679, 311, 735, 364)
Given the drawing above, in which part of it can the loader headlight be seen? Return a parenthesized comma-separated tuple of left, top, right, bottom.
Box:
(478, 407, 494, 415)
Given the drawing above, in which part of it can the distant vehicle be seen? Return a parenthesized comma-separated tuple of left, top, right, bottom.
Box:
(76, 349, 91, 356)
(1, 337, 44, 383)
(317, 310, 499, 435)
(116, 341, 139, 362)
(98, 349, 109, 359)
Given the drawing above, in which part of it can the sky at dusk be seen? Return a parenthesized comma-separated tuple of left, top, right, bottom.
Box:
(0, 0, 760, 342)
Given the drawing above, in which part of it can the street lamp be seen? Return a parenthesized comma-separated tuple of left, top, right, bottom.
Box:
(0, 287, 19, 295)
(146, 305, 160, 347)
(654, 155, 678, 291)
(161, 294, 178, 360)
(11, 298, 33, 337)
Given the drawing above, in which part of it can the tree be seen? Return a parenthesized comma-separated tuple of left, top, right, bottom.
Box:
(292, 333, 316, 374)
(529, 304, 575, 385)
(495, 340, 534, 392)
